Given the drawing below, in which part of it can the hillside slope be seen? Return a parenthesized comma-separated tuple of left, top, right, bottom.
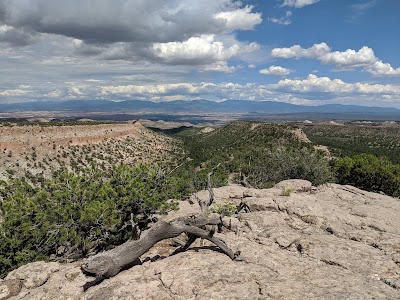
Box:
(0, 121, 181, 180)
(1, 180, 399, 299)
(301, 123, 400, 163)
(170, 121, 333, 190)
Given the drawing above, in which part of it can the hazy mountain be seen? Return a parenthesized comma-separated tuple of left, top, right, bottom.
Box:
(1, 100, 399, 119)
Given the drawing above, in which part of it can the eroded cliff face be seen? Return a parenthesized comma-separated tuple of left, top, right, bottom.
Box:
(1, 180, 399, 300)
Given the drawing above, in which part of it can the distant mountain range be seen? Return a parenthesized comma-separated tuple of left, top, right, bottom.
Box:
(1, 100, 400, 120)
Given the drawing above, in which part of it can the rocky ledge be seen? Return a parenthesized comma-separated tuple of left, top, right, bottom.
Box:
(1, 180, 399, 299)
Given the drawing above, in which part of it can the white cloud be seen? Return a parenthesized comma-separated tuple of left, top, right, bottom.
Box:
(153, 35, 235, 64)
(271, 74, 400, 95)
(46, 90, 63, 98)
(215, 5, 262, 31)
(349, 0, 377, 22)
(0, 25, 13, 33)
(272, 43, 400, 76)
(268, 17, 290, 25)
(366, 61, 400, 76)
(260, 65, 294, 76)
(271, 42, 331, 59)
(281, 0, 320, 8)
(0, 89, 30, 96)
(320, 46, 377, 67)
(85, 79, 103, 83)
(351, 0, 377, 11)
(100, 83, 208, 96)
(152, 34, 260, 68)
(200, 62, 238, 73)
(268, 11, 292, 25)
(97, 76, 400, 104)
(3, 76, 400, 107)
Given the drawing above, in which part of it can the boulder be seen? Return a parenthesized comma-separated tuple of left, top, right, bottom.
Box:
(274, 179, 313, 192)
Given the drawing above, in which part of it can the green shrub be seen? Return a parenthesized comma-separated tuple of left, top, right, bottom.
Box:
(210, 201, 237, 216)
(333, 153, 400, 197)
(0, 164, 179, 277)
(281, 188, 292, 197)
(243, 147, 335, 188)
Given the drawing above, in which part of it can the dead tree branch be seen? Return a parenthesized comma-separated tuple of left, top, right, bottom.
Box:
(240, 172, 253, 188)
(82, 163, 238, 291)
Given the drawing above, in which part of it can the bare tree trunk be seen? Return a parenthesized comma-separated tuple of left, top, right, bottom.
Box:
(240, 172, 253, 188)
(82, 164, 238, 291)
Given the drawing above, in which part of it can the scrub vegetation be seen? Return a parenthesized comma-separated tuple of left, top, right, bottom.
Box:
(1, 120, 399, 277)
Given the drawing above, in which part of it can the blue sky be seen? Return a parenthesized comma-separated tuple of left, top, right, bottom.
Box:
(0, 0, 399, 107)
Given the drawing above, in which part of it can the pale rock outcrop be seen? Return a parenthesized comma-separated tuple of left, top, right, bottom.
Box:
(2, 180, 400, 299)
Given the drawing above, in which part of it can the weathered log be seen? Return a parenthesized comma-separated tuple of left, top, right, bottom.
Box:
(82, 217, 237, 290)
(81, 164, 238, 291)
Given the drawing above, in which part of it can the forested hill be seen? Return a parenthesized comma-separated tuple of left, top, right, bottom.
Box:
(301, 123, 400, 164)
(176, 121, 310, 163)
(156, 121, 400, 198)
(156, 121, 334, 190)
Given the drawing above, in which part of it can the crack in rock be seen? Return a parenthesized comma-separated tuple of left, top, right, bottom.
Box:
(320, 259, 347, 269)
(255, 280, 263, 298)
(157, 272, 177, 297)
(381, 278, 400, 290)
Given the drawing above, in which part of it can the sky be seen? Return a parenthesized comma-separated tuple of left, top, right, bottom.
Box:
(0, 0, 400, 108)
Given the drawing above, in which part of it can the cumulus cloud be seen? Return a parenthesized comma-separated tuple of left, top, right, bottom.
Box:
(0, 0, 263, 70)
(153, 35, 239, 65)
(260, 66, 294, 76)
(101, 83, 209, 96)
(0, 0, 262, 44)
(366, 61, 400, 76)
(271, 74, 400, 94)
(281, 0, 320, 8)
(320, 46, 377, 67)
(215, 5, 262, 31)
(272, 43, 400, 76)
(96, 75, 400, 102)
(152, 35, 260, 66)
(271, 42, 331, 59)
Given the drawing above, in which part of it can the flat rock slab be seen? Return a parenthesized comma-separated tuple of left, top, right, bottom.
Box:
(4, 180, 400, 299)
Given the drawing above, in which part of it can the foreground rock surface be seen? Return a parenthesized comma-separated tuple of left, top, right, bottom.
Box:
(1, 180, 399, 299)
